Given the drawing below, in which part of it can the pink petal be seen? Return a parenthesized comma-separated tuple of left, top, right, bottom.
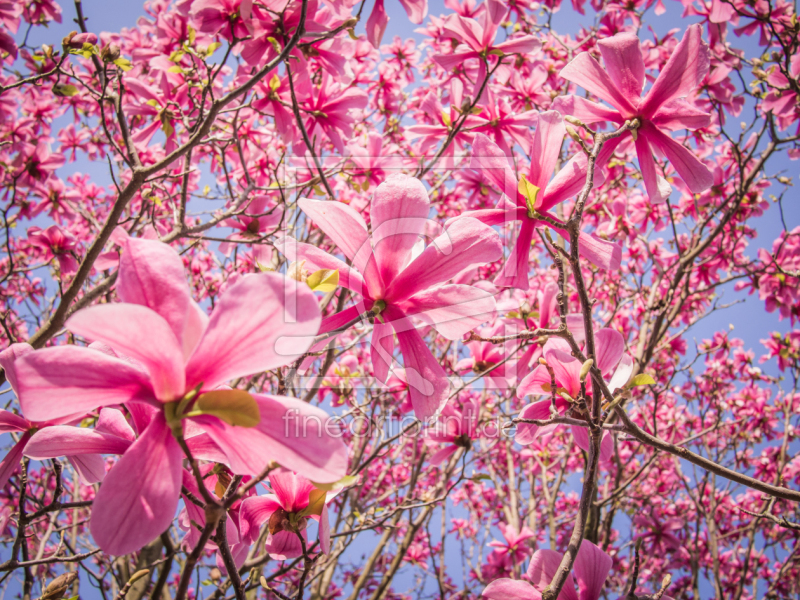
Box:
(651, 98, 711, 131)
(482, 578, 541, 599)
(371, 320, 395, 383)
(576, 232, 622, 271)
(90, 414, 183, 555)
(642, 123, 714, 194)
(597, 32, 645, 104)
(495, 218, 535, 290)
(265, 530, 305, 560)
(0, 342, 33, 393)
(0, 436, 29, 489)
(318, 504, 331, 553)
(594, 328, 624, 375)
(196, 394, 348, 484)
(540, 153, 605, 213)
(560, 52, 637, 117)
(401, 284, 496, 340)
(269, 468, 314, 512)
(527, 549, 578, 600)
(470, 133, 519, 201)
(429, 444, 458, 466)
(96, 408, 136, 442)
(0, 409, 30, 433)
(544, 348, 582, 397)
(118, 238, 193, 352)
(552, 95, 623, 126)
(15, 346, 153, 422)
(386, 218, 502, 302)
(371, 175, 431, 287)
(298, 198, 371, 268)
(238, 495, 282, 544)
(67, 454, 108, 484)
(514, 399, 565, 445)
(450, 207, 527, 227)
(494, 35, 541, 55)
(608, 354, 633, 393)
(24, 426, 132, 459)
(529, 111, 566, 191)
(573, 540, 612, 600)
(67, 304, 186, 402)
(634, 134, 672, 203)
(640, 24, 710, 117)
(389, 309, 450, 421)
(397, 0, 426, 23)
(185, 273, 321, 391)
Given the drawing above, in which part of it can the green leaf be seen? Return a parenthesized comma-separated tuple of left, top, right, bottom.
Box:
(52, 83, 79, 97)
(194, 390, 260, 427)
(518, 174, 541, 216)
(113, 57, 132, 71)
(307, 268, 339, 293)
(470, 473, 491, 482)
(630, 373, 655, 387)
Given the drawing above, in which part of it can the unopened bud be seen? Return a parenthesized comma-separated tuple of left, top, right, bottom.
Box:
(100, 44, 121, 62)
(751, 57, 763, 67)
(579, 358, 594, 381)
(64, 31, 97, 49)
(209, 568, 222, 582)
(564, 115, 584, 128)
(565, 124, 582, 144)
(752, 68, 767, 80)
(42, 573, 78, 600)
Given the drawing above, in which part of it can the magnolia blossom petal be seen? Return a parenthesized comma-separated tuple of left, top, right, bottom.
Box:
(117, 237, 192, 347)
(90, 414, 183, 555)
(371, 321, 395, 383)
(597, 32, 645, 104)
(494, 219, 535, 290)
(641, 24, 710, 117)
(527, 549, 579, 600)
(608, 354, 633, 393)
(651, 98, 711, 131)
(397, 0, 427, 24)
(540, 153, 604, 212)
(390, 310, 450, 421)
(0, 436, 28, 490)
(642, 123, 714, 194)
(0, 409, 29, 433)
(560, 52, 637, 116)
(0, 342, 33, 393)
(276, 236, 366, 294)
(576, 232, 622, 271)
(371, 175, 431, 286)
(266, 530, 305, 560)
(68, 454, 108, 484)
(269, 468, 315, 513)
(514, 399, 557, 445)
(196, 394, 348, 484)
(298, 198, 370, 267)
(16, 346, 153, 422)
(186, 273, 321, 391)
(574, 540, 613, 600)
(552, 95, 623, 126)
(401, 285, 496, 340)
(67, 304, 186, 402)
(387, 218, 502, 302)
(571, 426, 614, 463)
(24, 426, 132, 459)
(238, 495, 282, 544)
(594, 328, 625, 375)
(366, 0, 388, 47)
(482, 578, 541, 600)
(529, 111, 566, 192)
(470, 133, 520, 201)
(634, 134, 672, 204)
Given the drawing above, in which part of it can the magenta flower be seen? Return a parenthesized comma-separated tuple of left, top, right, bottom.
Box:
(487, 523, 535, 568)
(27, 225, 78, 275)
(515, 329, 633, 462)
(238, 468, 333, 560)
(433, 0, 540, 101)
(279, 174, 502, 420)
(452, 115, 620, 290)
(366, 0, 427, 47)
(425, 398, 478, 465)
(482, 539, 612, 600)
(553, 25, 714, 203)
(11, 237, 348, 554)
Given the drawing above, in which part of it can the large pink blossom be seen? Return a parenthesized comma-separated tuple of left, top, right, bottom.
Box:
(10, 237, 347, 554)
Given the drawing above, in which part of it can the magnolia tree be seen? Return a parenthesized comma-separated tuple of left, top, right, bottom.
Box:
(0, 0, 799, 598)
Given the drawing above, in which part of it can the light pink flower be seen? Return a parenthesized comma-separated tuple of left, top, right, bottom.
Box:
(11, 238, 347, 554)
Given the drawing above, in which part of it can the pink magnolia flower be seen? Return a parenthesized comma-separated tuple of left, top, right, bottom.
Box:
(451, 118, 620, 290)
(425, 398, 478, 465)
(11, 237, 348, 554)
(278, 174, 502, 420)
(487, 522, 535, 568)
(27, 225, 79, 274)
(238, 468, 333, 560)
(515, 329, 634, 461)
(433, 0, 540, 101)
(554, 25, 714, 203)
(482, 539, 612, 600)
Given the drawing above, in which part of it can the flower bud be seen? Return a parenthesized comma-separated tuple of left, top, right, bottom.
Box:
(101, 44, 121, 62)
(287, 260, 308, 283)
